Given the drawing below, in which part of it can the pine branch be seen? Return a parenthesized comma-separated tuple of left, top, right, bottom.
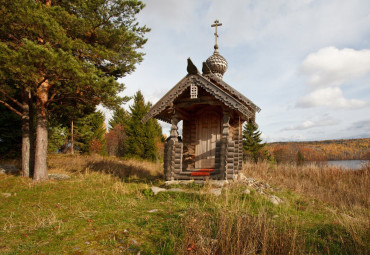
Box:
(0, 99, 22, 117)
(0, 88, 23, 108)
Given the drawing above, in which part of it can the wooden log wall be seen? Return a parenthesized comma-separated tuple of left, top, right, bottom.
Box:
(174, 142, 183, 174)
(215, 141, 221, 173)
(163, 140, 173, 180)
(164, 139, 183, 181)
(238, 122, 243, 171)
(182, 119, 196, 171)
(230, 119, 244, 173)
(226, 140, 235, 179)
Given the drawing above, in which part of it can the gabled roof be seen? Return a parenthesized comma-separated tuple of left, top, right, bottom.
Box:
(142, 72, 260, 124)
(205, 73, 261, 113)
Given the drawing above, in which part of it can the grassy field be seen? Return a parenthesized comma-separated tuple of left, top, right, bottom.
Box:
(1, 155, 369, 254)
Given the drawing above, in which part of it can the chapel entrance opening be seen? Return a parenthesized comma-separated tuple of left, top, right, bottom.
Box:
(195, 110, 221, 169)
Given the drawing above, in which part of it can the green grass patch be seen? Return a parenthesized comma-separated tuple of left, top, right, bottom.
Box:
(1, 158, 369, 254)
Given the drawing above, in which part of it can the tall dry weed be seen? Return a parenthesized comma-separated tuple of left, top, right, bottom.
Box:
(243, 162, 370, 210)
(241, 161, 370, 253)
(177, 207, 301, 254)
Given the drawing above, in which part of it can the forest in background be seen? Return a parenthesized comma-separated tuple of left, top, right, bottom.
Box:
(0, 91, 164, 161)
(265, 138, 370, 163)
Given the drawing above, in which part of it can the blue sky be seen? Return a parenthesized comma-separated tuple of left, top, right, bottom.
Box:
(103, 0, 370, 142)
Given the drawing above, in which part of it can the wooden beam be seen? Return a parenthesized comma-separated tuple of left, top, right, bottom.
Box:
(175, 107, 192, 120)
(175, 100, 223, 108)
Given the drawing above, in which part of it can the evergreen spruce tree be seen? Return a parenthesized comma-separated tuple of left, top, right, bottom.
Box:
(74, 111, 106, 154)
(106, 107, 130, 157)
(243, 122, 265, 163)
(48, 124, 69, 153)
(109, 107, 130, 130)
(124, 91, 162, 161)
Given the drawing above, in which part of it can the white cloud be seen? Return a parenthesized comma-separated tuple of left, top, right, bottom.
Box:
(347, 119, 370, 137)
(297, 47, 370, 109)
(123, 0, 370, 142)
(205, 0, 370, 49)
(139, 0, 200, 33)
(301, 47, 370, 88)
(283, 120, 314, 130)
(282, 114, 339, 131)
(297, 87, 367, 108)
(269, 134, 307, 142)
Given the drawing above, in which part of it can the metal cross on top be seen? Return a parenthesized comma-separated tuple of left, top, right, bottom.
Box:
(211, 20, 222, 47)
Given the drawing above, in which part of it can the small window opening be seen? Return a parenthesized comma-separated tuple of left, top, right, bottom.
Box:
(190, 84, 198, 99)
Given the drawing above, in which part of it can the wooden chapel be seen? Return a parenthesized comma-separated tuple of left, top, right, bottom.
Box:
(142, 21, 260, 180)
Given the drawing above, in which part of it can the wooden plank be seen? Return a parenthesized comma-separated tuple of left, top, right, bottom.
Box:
(195, 110, 221, 169)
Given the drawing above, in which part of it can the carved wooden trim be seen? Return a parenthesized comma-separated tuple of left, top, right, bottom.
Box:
(142, 74, 257, 124)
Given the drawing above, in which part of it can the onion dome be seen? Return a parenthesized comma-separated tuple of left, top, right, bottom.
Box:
(205, 44, 228, 79)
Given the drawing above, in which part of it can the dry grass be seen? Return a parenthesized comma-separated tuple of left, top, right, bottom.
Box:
(48, 154, 162, 180)
(243, 161, 370, 210)
(177, 189, 302, 255)
(173, 162, 370, 254)
(1, 155, 369, 254)
(237, 161, 370, 255)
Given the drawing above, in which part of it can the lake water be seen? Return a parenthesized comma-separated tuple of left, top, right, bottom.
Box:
(326, 160, 369, 170)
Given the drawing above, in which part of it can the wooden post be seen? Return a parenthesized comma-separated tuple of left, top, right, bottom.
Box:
(170, 116, 179, 139)
(71, 120, 74, 155)
(238, 119, 243, 171)
(220, 110, 230, 179)
(164, 114, 183, 180)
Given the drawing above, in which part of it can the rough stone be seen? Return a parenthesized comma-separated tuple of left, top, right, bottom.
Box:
(243, 188, 251, 195)
(165, 180, 194, 186)
(150, 186, 166, 195)
(1, 193, 12, 198)
(147, 209, 159, 213)
(164, 180, 180, 185)
(238, 173, 247, 181)
(210, 180, 229, 188)
(168, 188, 186, 192)
(0, 165, 19, 174)
(269, 195, 283, 205)
(210, 188, 222, 196)
(48, 173, 71, 180)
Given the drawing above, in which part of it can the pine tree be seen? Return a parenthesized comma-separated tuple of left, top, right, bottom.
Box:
(0, 0, 149, 179)
(243, 122, 265, 163)
(124, 91, 162, 161)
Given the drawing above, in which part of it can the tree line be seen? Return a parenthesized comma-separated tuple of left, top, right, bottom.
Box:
(266, 139, 370, 163)
(49, 90, 163, 159)
(242, 126, 370, 164)
(0, 0, 150, 180)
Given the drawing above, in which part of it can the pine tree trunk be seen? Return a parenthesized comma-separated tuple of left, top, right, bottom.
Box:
(33, 80, 50, 181)
(21, 88, 30, 177)
(29, 95, 35, 177)
(71, 120, 74, 154)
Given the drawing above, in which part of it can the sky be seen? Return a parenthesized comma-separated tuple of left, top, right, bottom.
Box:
(103, 0, 370, 142)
